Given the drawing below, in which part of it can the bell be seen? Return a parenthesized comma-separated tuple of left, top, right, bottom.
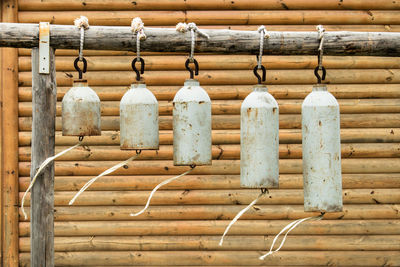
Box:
(302, 84, 342, 212)
(120, 83, 159, 150)
(240, 84, 279, 188)
(62, 80, 101, 136)
(173, 79, 212, 166)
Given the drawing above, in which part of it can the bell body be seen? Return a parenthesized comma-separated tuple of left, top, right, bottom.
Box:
(120, 83, 159, 150)
(302, 84, 342, 212)
(173, 79, 212, 166)
(240, 85, 279, 188)
(62, 80, 101, 136)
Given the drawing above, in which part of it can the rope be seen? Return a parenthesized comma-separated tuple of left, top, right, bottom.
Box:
(21, 142, 83, 220)
(257, 26, 267, 69)
(131, 17, 147, 60)
(316, 24, 325, 70)
(259, 214, 324, 260)
(130, 167, 195, 217)
(74, 16, 89, 61)
(219, 190, 267, 246)
(175, 22, 210, 61)
(69, 152, 141, 205)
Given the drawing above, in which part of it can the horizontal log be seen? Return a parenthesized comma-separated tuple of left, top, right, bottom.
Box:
(18, 84, 400, 102)
(18, 114, 400, 132)
(2, 23, 400, 55)
(18, 70, 400, 86)
(18, 99, 400, 117)
(18, 173, 400, 191)
(19, 204, 400, 221)
(18, 128, 400, 147)
(19, 189, 400, 206)
(18, 235, 400, 252)
(19, 219, 400, 236)
(17, 0, 400, 11)
(18, 251, 400, 266)
(18, 159, 400, 176)
(18, 11, 400, 26)
(17, 143, 400, 161)
(18, 55, 400, 71)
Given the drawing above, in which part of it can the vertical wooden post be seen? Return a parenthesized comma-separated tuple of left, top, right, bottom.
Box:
(30, 47, 56, 267)
(1, 1, 18, 266)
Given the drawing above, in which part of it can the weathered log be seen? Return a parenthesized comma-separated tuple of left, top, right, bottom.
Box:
(18, 10, 400, 26)
(17, 0, 400, 11)
(18, 55, 400, 71)
(17, 114, 400, 131)
(18, 173, 400, 191)
(17, 99, 400, 116)
(18, 69, 400, 86)
(1, 23, 400, 55)
(19, 189, 400, 206)
(18, 235, 400, 252)
(17, 250, 400, 266)
(17, 143, 400, 161)
(18, 159, 400, 176)
(19, 219, 400, 236)
(18, 84, 400, 102)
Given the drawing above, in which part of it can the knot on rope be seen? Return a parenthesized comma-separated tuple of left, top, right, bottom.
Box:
(175, 22, 210, 39)
(131, 17, 146, 40)
(74, 16, 89, 29)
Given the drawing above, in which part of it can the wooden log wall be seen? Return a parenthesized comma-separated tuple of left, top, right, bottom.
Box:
(9, 0, 400, 266)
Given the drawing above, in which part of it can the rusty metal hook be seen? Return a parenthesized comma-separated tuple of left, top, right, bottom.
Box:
(132, 57, 145, 81)
(74, 57, 87, 80)
(185, 58, 199, 79)
(253, 65, 266, 84)
(314, 66, 326, 84)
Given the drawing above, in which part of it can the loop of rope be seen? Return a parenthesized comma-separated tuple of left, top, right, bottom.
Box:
(316, 24, 325, 70)
(131, 17, 147, 60)
(176, 22, 210, 61)
(259, 214, 324, 260)
(130, 166, 196, 217)
(21, 140, 84, 220)
(219, 190, 267, 246)
(69, 153, 141, 205)
(74, 16, 89, 62)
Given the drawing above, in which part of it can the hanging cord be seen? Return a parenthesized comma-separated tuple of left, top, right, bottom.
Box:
(74, 16, 89, 80)
(259, 213, 325, 260)
(176, 22, 209, 79)
(314, 25, 326, 84)
(21, 136, 85, 220)
(219, 188, 268, 246)
(253, 26, 269, 84)
(130, 165, 196, 217)
(69, 149, 142, 205)
(131, 17, 146, 81)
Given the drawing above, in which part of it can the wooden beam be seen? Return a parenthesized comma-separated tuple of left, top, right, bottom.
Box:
(30, 47, 56, 267)
(0, 23, 400, 56)
(1, 1, 19, 267)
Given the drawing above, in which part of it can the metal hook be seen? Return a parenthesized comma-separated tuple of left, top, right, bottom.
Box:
(185, 58, 199, 79)
(131, 57, 145, 81)
(78, 136, 84, 142)
(190, 164, 196, 169)
(253, 65, 266, 84)
(260, 188, 268, 194)
(314, 66, 326, 84)
(74, 57, 87, 80)
(136, 149, 142, 155)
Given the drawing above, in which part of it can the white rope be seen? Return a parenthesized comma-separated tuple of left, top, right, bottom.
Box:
(21, 142, 82, 220)
(130, 167, 195, 217)
(176, 22, 209, 61)
(219, 191, 266, 246)
(131, 17, 146, 59)
(257, 25, 266, 69)
(74, 16, 89, 61)
(316, 24, 325, 70)
(69, 153, 140, 205)
(259, 214, 324, 260)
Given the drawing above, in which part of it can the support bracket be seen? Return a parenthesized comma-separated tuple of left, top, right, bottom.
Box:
(39, 22, 50, 74)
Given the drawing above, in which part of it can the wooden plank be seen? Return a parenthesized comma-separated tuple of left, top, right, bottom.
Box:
(18, 235, 400, 251)
(19, 220, 400, 236)
(1, 23, 400, 56)
(30, 47, 56, 267)
(1, 1, 18, 266)
(17, 0, 400, 11)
